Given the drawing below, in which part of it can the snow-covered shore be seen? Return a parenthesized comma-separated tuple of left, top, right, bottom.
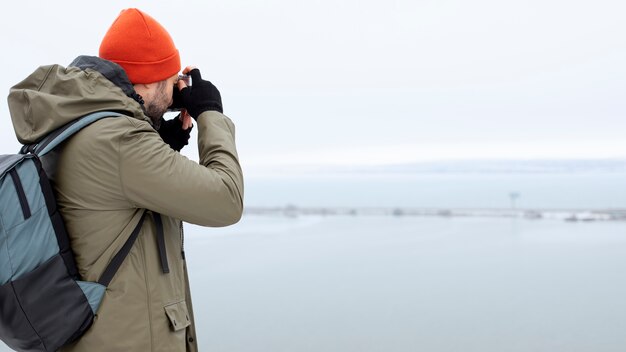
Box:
(244, 206, 626, 222)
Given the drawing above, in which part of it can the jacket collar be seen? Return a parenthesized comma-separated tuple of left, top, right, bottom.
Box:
(69, 56, 146, 109)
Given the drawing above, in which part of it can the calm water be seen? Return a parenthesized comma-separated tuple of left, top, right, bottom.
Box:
(182, 215, 626, 352)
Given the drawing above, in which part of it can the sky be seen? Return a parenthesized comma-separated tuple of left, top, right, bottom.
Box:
(0, 0, 625, 174)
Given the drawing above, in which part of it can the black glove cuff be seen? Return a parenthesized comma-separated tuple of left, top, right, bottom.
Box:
(198, 102, 223, 115)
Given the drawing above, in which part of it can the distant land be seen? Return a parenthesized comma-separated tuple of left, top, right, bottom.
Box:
(244, 205, 626, 222)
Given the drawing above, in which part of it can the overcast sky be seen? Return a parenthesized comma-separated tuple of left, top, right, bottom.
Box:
(1, 0, 624, 172)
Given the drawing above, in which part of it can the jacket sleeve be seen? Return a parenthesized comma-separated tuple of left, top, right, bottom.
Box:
(118, 111, 244, 227)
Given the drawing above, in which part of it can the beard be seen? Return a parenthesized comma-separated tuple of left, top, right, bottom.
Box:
(142, 81, 171, 125)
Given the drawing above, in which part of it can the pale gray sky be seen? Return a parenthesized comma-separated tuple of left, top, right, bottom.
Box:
(1, 0, 625, 172)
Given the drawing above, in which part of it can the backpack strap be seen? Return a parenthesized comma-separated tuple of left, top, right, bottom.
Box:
(97, 211, 171, 286)
(98, 212, 147, 287)
(28, 111, 125, 157)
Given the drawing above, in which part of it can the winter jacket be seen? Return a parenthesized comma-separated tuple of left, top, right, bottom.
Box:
(7, 56, 244, 351)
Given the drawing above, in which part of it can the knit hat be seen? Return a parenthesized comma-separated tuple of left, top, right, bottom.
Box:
(99, 8, 181, 84)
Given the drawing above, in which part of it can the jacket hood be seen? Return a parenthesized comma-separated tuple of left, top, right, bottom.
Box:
(8, 56, 149, 145)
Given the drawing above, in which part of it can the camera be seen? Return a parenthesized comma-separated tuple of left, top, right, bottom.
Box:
(167, 75, 192, 112)
(178, 74, 191, 87)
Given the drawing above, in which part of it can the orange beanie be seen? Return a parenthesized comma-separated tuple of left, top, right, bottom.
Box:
(99, 8, 181, 84)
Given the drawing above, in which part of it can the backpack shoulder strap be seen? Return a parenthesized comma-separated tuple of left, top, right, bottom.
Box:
(97, 211, 147, 287)
(29, 111, 125, 157)
(97, 211, 170, 287)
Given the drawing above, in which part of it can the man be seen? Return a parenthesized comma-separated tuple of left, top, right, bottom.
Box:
(7, 8, 243, 352)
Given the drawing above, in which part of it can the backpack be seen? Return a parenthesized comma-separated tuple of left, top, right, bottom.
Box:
(0, 111, 148, 351)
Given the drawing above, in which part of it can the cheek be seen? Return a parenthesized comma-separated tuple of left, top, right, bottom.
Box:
(164, 87, 174, 105)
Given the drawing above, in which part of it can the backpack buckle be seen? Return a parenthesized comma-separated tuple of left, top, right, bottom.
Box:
(19, 144, 37, 155)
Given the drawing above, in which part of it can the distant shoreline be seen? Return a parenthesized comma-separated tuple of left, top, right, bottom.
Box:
(244, 206, 626, 222)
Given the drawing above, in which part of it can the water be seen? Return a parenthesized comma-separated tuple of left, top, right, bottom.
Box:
(181, 215, 626, 352)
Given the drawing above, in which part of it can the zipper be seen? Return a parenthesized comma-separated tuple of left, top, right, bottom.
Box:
(9, 169, 31, 220)
(180, 221, 186, 260)
(152, 212, 170, 274)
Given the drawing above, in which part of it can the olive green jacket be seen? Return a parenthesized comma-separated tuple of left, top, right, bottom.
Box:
(8, 60, 243, 351)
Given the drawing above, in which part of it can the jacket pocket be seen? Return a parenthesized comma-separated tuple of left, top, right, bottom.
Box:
(164, 300, 191, 332)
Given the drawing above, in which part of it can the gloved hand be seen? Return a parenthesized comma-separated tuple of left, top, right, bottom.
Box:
(168, 85, 185, 111)
(179, 68, 223, 119)
(158, 115, 193, 152)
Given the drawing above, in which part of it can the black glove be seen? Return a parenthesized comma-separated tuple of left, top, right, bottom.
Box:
(158, 116, 192, 152)
(179, 68, 223, 119)
(168, 85, 185, 111)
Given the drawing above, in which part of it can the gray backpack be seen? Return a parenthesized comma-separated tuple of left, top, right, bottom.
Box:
(0, 111, 147, 351)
